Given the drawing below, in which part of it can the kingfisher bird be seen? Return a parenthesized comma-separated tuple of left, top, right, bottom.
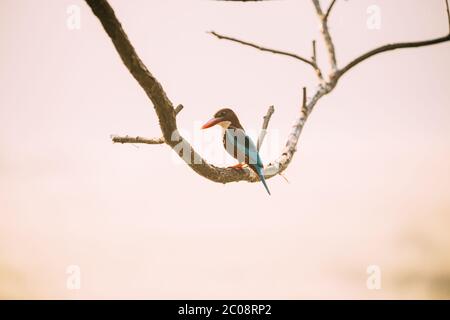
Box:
(201, 108, 271, 195)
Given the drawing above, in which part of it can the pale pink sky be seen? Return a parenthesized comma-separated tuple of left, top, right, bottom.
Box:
(0, 0, 449, 299)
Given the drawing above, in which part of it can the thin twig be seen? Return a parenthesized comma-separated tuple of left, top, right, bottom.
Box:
(209, 31, 313, 65)
(336, 0, 450, 79)
(324, 0, 337, 21)
(302, 87, 307, 112)
(310, 40, 324, 80)
(209, 31, 323, 79)
(257, 105, 275, 151)
(446, 0, 450, 33)
(112, 135, 165, 144)
(312, 40, 317, 63)
(337, 34, 450, 79)
(111, 104, 184, 145)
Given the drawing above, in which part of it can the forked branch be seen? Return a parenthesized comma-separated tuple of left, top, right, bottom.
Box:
(312, 0, 338, 72)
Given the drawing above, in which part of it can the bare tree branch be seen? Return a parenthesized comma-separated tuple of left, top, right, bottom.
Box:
(85, 0, 450, 189)
(111, 104, 184, 145)
(337, 34, 450, 79)
(112, 135, 165, 145)
(312, 0, 338, 72)
(209, 31, 323, 79)
(257, 105, 275, 151)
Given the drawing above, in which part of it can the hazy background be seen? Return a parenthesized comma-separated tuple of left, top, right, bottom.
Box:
(1, 0, 449, 299)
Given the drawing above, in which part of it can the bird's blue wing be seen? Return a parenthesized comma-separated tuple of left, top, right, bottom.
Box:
(225, 129, 271, 195)
(225, 128, 263, 168)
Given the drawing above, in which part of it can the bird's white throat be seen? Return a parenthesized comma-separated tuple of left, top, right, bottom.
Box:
(218, 120, 231, 130)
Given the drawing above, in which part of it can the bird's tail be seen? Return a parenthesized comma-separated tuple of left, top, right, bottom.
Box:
(256, 166, 271, 195)
(260, 174, 271, 195)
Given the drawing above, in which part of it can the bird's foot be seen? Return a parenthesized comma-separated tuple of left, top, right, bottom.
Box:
(228, 163, 247, 170)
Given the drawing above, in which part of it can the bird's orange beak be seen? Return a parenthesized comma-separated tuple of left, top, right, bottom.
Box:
(201, 117, 224, 129)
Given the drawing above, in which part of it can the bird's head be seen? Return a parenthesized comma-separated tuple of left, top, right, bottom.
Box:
(201, 108, 242, 129)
